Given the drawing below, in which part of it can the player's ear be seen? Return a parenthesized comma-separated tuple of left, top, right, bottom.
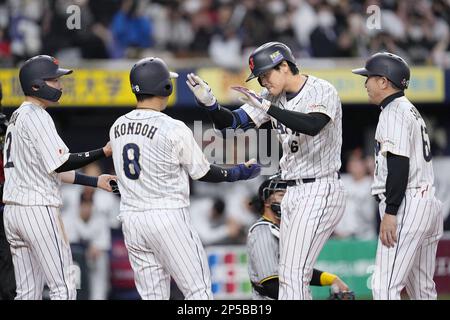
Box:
(380, 77, 390, 90)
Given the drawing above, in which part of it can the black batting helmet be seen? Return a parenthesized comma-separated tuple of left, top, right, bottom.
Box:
(246, 42, 297, 82)
(19, 55, 72, 102)
(130, 57, 178, 97)
(352, 52, 410, 90)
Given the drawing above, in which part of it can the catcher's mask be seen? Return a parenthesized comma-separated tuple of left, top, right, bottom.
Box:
(258, 173, 288, 219)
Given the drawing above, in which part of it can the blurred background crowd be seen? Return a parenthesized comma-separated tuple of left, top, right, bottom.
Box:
(0, 0, 450, 68)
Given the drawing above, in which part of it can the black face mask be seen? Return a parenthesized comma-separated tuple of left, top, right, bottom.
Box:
(270, 202, 281, 218)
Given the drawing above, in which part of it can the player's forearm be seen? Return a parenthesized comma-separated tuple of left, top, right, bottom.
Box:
(310, 269, 337, 286)
(197, 164, 241, 182)
(206, 104, 254, 131)
(58, 170, 75, 183)
(385, 152, 410, 215)
(58, 170, 99, 187)
(267, 106, 330, 136)
(206, 103, 235, 129)
(55, 148, 106, 173)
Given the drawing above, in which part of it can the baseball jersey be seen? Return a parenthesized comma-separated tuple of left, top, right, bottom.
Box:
(247, 217, 280, 300)
(241, 75, 342, 180)
(110, 109, 210, 211)
(3, 102, 70, 206)
(372, 95, 434, 195)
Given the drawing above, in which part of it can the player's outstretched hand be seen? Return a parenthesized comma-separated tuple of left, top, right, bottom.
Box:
(97, 174, 117, 192)
(331, 276, 350, 292)
(186, 73, 217, 108)
(238, 158, 261, 180)
(103, 141, 112, 157)
(231, 86, 271, 113)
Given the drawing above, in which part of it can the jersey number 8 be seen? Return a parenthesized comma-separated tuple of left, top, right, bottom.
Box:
(123, 143, 141, 180)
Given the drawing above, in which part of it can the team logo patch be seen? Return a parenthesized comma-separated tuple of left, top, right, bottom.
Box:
(309, 104, 326, 110)
(401, 78, 409, 88)
(249, 57, 255, 71)
(382, 139, 395, 150)
(52, 57, 59, 65)
(270, 50, 284, 64)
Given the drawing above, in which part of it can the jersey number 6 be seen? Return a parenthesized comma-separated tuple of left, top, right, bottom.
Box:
(123, 143, 141, 180)
(420, 124, 432, 162)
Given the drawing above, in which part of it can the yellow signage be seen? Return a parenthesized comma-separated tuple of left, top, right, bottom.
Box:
(0, 69, 177, 107)
(197, 67, 445, 104)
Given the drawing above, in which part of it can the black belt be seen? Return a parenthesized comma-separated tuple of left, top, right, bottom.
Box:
(286, 172, 340, 186)
(286, 178, 316, 186)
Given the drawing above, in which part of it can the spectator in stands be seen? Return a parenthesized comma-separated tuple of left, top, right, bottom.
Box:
(334, 149, 377, 240)
(63, 186, 111, 300)
(110, 0, 152, 58)
(191, 197, 243, 246)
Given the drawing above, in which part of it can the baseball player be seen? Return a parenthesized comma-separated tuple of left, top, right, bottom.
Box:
(186, 41, 346, 299)
(248, 175, 351, 300)
(109, 57, 261, 300)
(0, 82, 16, 300)
(353, 52, 443, 300)
(3, 55, 117, 300)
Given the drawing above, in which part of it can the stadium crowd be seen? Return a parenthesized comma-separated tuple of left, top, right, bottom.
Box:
(0, 0, 449, 67)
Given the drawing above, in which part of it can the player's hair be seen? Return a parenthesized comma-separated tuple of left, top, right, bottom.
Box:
(135, 93, 155, 102)
(273, 61, 299, 76)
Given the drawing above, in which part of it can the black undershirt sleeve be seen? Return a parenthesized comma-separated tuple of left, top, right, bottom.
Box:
(267, 106, 330, 136)
(253, 268, 326, 299)
(207, 105, 235, 130)
(385, 152, 409, 215)
(55, 148, 106, 173)
(252, 278, 279, 300)
(310, 269, 324, 286)
(198, 164, 230, 182)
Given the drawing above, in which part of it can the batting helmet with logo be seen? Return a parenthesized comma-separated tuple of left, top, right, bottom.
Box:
(352, 52, 410, 90)
(130, 57, 179, 97)
(19, 55, 73, 102)
(245, 42, 297, 82)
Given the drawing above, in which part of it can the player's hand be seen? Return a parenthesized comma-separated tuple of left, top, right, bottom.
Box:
(331, 276, 350, 292)
(380, 213, 397, 248)
(109, 179, 121, 195)
(231, 86, 271, 113)
(186, 73, 217, 108)
(238, 158, 261, 180)
(97, 174, 117, 192)
(103, 141, 112, 157)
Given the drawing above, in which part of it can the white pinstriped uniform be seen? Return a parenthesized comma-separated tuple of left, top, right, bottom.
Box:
(3, 102, 76, 300)
(109, 109, 213, 300)
(247, 218, 280, 300)
(371, 96, 443, 300)
(242, 75, 346, 299)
